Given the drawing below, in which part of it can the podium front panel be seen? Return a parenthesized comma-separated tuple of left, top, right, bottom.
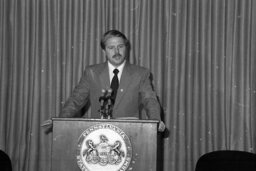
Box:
(51, 118, 158, 171)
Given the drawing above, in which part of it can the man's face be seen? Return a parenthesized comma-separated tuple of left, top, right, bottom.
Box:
(104, 36, 127, 67)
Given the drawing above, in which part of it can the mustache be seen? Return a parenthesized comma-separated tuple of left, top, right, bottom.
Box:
(113, 53, 122, 58)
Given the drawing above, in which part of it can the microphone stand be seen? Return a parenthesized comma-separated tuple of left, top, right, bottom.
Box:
(105, 89, 113, 119)
(99, 89, 106, 119)
(98, 89, 113, 119)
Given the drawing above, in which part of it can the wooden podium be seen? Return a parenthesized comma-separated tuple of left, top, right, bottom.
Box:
(51, 118, 159, 171)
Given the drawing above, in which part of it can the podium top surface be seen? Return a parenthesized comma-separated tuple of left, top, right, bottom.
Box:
(52, 117, 159, 124)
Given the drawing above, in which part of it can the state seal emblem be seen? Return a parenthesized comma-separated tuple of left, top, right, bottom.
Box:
(76, 123, 132, 171)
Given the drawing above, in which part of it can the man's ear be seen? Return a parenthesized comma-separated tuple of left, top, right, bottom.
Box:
(102, 50, 108, 61)
(102, 50, 106, 56)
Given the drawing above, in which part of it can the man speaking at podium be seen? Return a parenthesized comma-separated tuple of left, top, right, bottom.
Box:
(43, 30, 165, 132)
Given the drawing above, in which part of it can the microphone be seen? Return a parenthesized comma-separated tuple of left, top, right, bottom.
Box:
(105, 89, 113, 119)
(106, 89, 113, 106)
(99, 89, 106, 107)
(99, 89, 107, 119)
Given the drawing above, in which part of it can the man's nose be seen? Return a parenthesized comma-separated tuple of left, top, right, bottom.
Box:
(114, 47, 120, 53)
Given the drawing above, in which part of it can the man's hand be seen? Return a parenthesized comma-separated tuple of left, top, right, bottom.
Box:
(158, 121, 166, 132)
(41, 119, 53, 134)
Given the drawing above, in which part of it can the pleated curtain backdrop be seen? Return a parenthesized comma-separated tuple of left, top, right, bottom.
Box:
(0, 0, 256, 171)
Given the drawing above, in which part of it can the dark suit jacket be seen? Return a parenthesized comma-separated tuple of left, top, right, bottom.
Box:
(60, 62, 161, 120)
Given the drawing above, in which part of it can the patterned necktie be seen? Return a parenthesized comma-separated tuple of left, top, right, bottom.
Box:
(110, 69, 119, 102)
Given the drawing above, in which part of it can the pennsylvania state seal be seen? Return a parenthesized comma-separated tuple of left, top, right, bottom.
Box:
(76, 124, 132, 171)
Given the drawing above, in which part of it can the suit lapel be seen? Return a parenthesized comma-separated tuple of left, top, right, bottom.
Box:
(99, 63, 110, 89)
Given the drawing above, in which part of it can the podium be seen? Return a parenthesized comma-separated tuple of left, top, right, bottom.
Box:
(51, 118, 159, 171)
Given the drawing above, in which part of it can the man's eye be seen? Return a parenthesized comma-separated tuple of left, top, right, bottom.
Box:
(107, 46, 114, 49)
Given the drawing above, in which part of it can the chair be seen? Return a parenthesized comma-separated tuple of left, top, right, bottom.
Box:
(0, 150, 12, 171)
(195, 150, 256, 171)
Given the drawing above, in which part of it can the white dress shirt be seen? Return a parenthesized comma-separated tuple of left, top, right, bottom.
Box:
(108, 61, 126, 83)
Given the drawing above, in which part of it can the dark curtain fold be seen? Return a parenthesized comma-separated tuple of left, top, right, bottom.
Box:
(0, 0, 256, 171)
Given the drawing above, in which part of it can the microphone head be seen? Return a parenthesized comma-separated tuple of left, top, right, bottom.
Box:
(101, 89, 106, 94)
(107, 88, 112, 93)
(106, 89, 112, 97)
(99, 89, 106, 102)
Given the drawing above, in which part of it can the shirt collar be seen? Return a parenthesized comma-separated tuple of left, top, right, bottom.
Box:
(108, 60, 126, 81)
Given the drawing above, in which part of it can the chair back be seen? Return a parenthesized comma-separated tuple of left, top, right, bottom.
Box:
(0, 150, 12, 171)
(195, 150, 256, 171)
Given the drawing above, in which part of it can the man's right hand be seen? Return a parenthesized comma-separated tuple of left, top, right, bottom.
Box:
(41, 119, 53, 134)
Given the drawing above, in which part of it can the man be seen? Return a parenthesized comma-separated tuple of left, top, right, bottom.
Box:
(43, 30, 165, 132)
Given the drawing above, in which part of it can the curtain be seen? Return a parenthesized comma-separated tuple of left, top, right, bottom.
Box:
(0, 0, 255, 171)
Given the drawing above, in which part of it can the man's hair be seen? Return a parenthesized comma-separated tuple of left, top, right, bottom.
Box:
(100, 30, 130, 50)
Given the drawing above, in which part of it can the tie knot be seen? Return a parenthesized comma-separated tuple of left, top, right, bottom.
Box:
(113, 69, 119, 75)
